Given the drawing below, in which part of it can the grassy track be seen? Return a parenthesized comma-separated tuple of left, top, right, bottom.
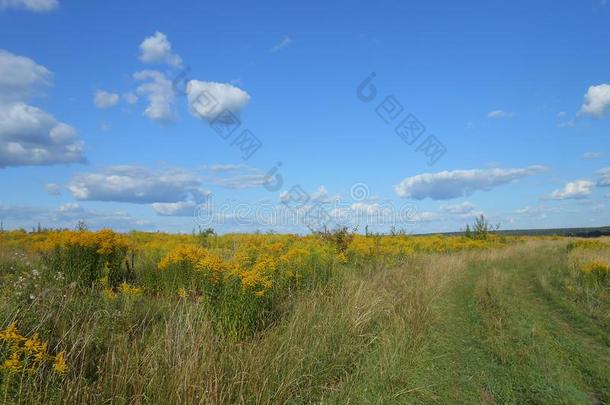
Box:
(328, 242, 610, 404)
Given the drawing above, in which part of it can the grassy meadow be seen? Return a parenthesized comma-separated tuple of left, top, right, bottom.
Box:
(0, 228, 608, 404)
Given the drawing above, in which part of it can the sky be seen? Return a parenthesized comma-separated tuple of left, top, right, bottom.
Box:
(0, 0, 609, 234)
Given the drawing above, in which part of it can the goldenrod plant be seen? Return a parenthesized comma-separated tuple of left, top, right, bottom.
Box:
(0, 230, 607, 403)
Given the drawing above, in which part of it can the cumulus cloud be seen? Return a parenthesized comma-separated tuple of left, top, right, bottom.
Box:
(270, 35, 292, 53)
(394, 166, 547, 200)
(579, 84, 610, 118)
(186, 80, 250, 122)
(139, 32, 182, 68)
(0, 50, 85, 167)
(0, 49, 51, 103)
(93, 90, 119, 109)
(134, 70, 176, 124)
(582, 151, 604, 160)
(487, 110, 515, 119)
(0, 0, 57, 12)
(548, 180, 595, 200)
(350, 202, 387, 215)
(597, 167, 610, 187)
(68, 165, 209, 204)
(0, 102, 85, 167)
(44, 183, 61, 195)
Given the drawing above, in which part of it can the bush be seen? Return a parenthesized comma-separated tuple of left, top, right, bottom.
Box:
(36, 229, 132, 287)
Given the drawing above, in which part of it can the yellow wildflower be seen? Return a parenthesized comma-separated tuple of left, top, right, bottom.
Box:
(158, 245, 209, 270)
(2, 352, 21, 373)
(53, 351, 68, 374)
(579, 260, 610, 274)
(0, 322, 24, 343)
(196, 252, 227, 283)
(336, 252, 348, 264)
(23, 333, 47, 360)
(177, 287, 187, 299)
(119, 282, 142, 296)
(102, 288, 117, 301)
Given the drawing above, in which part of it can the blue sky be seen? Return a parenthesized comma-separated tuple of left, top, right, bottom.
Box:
(0, 0, 609, 233)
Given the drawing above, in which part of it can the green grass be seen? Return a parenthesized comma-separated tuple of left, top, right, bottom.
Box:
(326, 242, 609, 404)
(1, 240, 608, 403)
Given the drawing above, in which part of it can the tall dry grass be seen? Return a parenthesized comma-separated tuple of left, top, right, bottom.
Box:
(4, 250, 471, 404)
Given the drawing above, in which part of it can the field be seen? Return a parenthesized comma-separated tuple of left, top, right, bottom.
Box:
(0, 229, 609, 404)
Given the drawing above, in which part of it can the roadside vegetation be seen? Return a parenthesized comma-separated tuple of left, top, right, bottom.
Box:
(0, 222, 608, 403)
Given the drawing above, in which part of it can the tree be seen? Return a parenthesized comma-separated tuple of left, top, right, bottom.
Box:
(467, 214, 499, 240)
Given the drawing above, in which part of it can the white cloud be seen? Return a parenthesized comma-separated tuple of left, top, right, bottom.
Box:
(50, 203, 151, 230)
(487, 110, 515, 119)
(0, 0, 57, 12)
(514, 205, 559, 218)
(439, 201, 484, 221)
(270, 35, 292, 53)
(201, 164, 282, 190)
(93, 90, 119, 109)
(597, 167, 610, 187)
(0, 50, 51, 103)
(281, 185, 341, 204)
(44, 183, 61, 195)
(202, 163, 247, 173)
(312, 185, 341, 203)
(411, 211, 441, 222)
(350, 202, 384, 215)
(0, 102, 85, 167)
(548, 180, 595, 200)
(206, 173, 267, 189)
(582, 151, 604, 160)
(441, 201, 475, 214)
(0, 50, 85, 167)
(134, 70, 176, 124)
(579, 83, 610, 118)
(122, 92, 138, 105)
(394, 166, 547, 200)
(68, 165, 209, 204)
(139, 32, 182, 68)
(186, 80, 250, 122)
(151, 201, 197, 216)
(311, 185, 328, 200)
